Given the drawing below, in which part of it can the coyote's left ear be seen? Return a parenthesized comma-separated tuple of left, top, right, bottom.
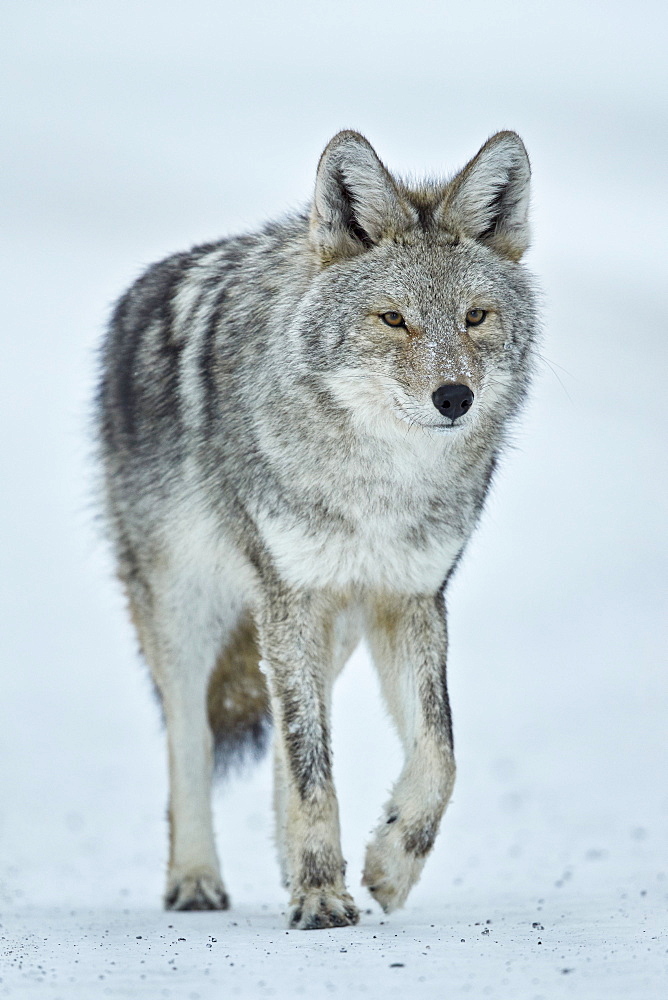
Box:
(310, 130, 414, 264)
(442, 131, 531, 260)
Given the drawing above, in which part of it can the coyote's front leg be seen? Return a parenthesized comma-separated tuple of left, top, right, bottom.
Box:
(363, 591, 456, 912)
(259, 587, 359, 931)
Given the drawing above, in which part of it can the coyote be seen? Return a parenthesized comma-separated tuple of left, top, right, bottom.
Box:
(96, 129, 537, 929)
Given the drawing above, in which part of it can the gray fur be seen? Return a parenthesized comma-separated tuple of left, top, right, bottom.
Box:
(96, 129, 538, 927)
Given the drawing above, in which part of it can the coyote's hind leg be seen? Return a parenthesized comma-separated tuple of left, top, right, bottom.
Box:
(129, 574, 229, 911)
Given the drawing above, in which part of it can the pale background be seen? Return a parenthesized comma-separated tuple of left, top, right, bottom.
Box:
(0, 1, 666, 997)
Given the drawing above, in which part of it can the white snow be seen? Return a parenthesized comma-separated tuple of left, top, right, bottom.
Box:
(1, 1, 666, 997)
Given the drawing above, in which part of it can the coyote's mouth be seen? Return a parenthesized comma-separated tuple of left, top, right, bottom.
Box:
(425, 422, 464, 433)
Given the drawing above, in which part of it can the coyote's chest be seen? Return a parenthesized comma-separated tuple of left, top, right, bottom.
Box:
(255, 484, 465, 593)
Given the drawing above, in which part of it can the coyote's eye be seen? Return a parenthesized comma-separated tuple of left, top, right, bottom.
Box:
(380, 311, 406, 327)
(466, 308, 487, 327)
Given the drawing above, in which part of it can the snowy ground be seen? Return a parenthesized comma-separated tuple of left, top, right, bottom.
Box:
(1, 2, 666, 997)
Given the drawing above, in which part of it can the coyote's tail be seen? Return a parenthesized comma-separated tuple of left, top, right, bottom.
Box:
(206, 614, 272, 772)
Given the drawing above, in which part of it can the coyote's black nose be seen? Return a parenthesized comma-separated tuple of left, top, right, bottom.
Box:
(432, 384, 474, 421)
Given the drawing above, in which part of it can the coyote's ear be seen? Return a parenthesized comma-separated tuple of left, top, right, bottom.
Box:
(310, 131, 414, 263)
(442, 131, 531, 261)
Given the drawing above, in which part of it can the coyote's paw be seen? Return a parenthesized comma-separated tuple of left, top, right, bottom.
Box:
(362, 825, 427, 913)
(165, 869, 230, 911)
(288, 889, 360, 930)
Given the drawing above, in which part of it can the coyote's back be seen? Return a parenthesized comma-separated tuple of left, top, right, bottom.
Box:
(96, 130, 538, 927)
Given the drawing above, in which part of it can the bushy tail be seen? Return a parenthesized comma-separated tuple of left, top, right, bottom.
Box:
(207, 614, 272, 773)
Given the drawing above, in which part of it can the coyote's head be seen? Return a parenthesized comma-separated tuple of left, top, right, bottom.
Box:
(297, 130, 537, 440)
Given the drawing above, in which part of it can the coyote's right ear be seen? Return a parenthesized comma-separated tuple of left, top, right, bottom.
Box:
(442, 131, 531, 261)
(310, 131, 414, 264)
